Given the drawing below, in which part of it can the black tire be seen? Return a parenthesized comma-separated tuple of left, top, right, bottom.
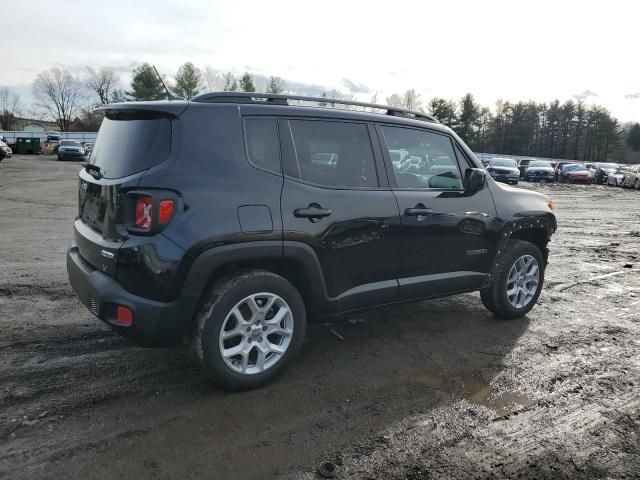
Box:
(635, 179, 640, 190)
(480, 240, 545, 319)
(193, 269, 306, 390)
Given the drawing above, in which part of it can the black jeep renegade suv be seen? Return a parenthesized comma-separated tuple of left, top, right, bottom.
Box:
(67, 92, 556, 390)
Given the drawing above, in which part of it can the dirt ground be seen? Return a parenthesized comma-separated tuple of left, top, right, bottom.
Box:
(0, 155, 638, 480)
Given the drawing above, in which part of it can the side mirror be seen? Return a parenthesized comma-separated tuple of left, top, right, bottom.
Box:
(463, 168, 487, 195)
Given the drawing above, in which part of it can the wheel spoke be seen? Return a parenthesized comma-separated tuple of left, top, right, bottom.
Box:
(232, 307, 251, 326)
(223, 338, 247, 358)
(264, 306, 289, 325)
(221, 327, 241, 339)
(267, 342, 287, 354)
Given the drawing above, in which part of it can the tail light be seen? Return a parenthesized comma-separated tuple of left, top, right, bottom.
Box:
(127, 190, 179, 234)
(135, 196, 153, 229)
(158, 199, 174, 224)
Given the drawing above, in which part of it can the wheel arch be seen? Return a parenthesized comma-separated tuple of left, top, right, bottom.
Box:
(180, 241, 329, 329)
(490, 213, 556, 281)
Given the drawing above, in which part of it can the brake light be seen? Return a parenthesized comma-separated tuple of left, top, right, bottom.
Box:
(135, 196, 153, 229)
(115, 305, 133, 327)
(158, 199, 174, 224)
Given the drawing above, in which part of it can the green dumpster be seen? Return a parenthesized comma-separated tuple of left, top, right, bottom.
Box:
(15, 138, 41, 155)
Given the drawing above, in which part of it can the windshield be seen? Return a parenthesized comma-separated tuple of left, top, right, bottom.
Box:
(490, 159, 517, 167)
(530, 161, 551, 168)
(61, 140, 81, 147)
(89, 111, 172, 179)
(599, 163, 617, 169)
(563, 164, 586, 172)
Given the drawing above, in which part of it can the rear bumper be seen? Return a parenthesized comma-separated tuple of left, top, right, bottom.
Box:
(59, 151, 85, 159)
(67, 246, 192, 346)
(490, 173, 519, 183)
(526, 172, 554, 181)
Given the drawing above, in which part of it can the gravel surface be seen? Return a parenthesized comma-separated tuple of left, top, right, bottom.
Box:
(0, 155, 638, 479)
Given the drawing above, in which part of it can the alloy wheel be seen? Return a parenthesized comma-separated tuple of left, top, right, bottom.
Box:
(219, 292, 294, 375)
(506, 255, 540, 309)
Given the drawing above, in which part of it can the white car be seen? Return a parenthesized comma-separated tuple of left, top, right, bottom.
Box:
(606, 167, 625, 187)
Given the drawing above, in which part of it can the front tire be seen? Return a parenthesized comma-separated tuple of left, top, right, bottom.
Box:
(481, 240, 545, 319)
(194, 269, 306, 390)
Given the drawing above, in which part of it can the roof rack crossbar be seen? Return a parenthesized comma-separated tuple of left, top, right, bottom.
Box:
(191, 92, 438, 123)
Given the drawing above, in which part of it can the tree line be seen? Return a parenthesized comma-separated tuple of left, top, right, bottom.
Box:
(385, 90, 637, 163)
(1, 62, 639, 163)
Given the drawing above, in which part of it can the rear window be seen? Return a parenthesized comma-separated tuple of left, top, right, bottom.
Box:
(88, 111, 171, 179)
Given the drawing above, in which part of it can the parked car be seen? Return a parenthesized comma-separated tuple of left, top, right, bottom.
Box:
(67, 92, 557, 390)
(57, 140, 85, 161)
(622, 164, 640, 189)
(606, 166, 625, 187)
(592, 163, 619, 184)
(524, 160, 555, 183)
(47, 133, 63, 142)
(0, 138, 12, 160)
(557, 163, 593, 184)
(554, 161, 576, 180)
(485, 158, 520, 185)
(517, 159, 532, 178)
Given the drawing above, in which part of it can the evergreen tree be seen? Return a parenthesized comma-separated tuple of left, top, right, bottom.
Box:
(627, 123, 640, 152)
(265, 76, 285, 94)
(174, 62, 201, 99)
(428, 98, 457, 127)
(457, 93, 480, 144)
(240, 73, 256, 92)
(128, 63, 165, 101)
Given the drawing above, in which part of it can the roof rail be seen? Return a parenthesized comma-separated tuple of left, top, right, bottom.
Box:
(190, 91, 438, 123)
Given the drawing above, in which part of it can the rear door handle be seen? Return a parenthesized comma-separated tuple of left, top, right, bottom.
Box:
(294, 204, 332, 220)
(404, 207, 434, 216)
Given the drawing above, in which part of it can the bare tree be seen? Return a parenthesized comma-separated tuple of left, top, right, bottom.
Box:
(385, 93, 404, 108)
(0, 88, 21, 130)
(200, 66, 220, 92)
(403, 89, 422, 111)
(85, 66, 118, 104)
(33, 68, 84, 131)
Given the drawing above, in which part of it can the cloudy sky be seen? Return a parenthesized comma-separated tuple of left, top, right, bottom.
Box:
(3, 0, 639, 122)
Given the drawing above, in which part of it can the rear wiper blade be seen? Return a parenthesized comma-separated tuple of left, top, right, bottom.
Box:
(81, 162, 102, 179)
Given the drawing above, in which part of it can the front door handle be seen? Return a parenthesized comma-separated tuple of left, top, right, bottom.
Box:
(404, 206, 434, 216)
(294, 204, 332, 220)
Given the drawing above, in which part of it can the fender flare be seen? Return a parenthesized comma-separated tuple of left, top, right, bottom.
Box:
(487, 211, 556, 283)
(178, 240, 330, 318)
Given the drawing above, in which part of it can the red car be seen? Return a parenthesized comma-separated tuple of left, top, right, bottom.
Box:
(558, 164, 593, 184)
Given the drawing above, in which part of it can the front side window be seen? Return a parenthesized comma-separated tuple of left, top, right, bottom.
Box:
(381, 126, 462, 189)
(287, 120, 378, 188)
(244, 117, 281, 173)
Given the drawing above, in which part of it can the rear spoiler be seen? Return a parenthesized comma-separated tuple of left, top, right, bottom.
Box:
(96, 100, 189, 118)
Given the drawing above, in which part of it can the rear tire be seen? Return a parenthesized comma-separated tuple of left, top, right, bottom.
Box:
(193, 269, 306, 390)
(481, 240, 545, 319)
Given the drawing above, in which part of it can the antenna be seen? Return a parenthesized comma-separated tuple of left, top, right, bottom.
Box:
(152, 65, 182, 101)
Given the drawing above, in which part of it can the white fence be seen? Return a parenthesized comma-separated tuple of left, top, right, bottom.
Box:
(0, 131, 98, 144)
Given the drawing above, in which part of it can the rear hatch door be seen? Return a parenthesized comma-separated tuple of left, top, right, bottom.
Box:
(75, 106, 182, 276)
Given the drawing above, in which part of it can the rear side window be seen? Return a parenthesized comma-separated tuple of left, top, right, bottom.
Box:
(286, 120, 378, 188)
(244, 117, 281, 173)
(380, 126, 462, 190)
(89, 111, 171, 179)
